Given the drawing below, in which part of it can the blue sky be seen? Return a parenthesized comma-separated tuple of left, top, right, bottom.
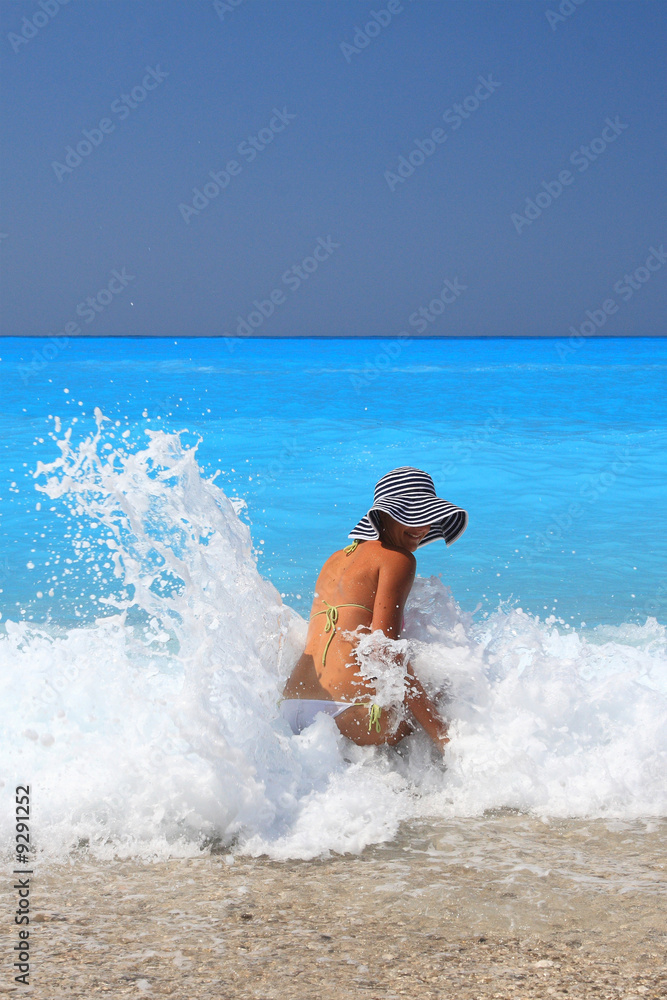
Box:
(1, 0, 665, 337)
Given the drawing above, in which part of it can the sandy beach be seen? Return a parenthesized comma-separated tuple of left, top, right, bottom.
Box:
(6, 815, 665, 999)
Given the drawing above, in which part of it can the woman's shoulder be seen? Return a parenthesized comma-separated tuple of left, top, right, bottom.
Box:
(323, 540, 416, 573)
(355, 540, 416, 572)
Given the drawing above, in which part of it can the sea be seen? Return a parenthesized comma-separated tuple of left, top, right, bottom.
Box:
(1, 336, 666, 862)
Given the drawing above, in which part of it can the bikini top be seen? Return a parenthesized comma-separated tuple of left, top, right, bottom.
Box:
(310, 539, 372, 666)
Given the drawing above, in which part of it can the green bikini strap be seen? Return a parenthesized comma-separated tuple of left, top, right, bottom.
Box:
(368, 704, 382, 733)
(311, 599, 372, 666)
(344, 539, 359, 555)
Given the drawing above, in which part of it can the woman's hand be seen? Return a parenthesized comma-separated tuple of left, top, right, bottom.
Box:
(405, 666, 450, 753)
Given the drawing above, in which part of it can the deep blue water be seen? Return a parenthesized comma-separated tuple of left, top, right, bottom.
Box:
(1, 336, 666, 628)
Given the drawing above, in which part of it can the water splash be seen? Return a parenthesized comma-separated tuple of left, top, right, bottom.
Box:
(1, 415, 665, 863)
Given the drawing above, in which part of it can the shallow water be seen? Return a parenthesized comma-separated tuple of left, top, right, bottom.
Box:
(1, 337, 665, 862)
(0, 397, 665, 863)
(15, 817, 667, 999)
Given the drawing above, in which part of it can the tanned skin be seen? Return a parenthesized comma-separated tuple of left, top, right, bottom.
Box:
(282, 512, 450, 752)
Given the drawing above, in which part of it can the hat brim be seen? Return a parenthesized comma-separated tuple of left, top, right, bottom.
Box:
(348, 497, 468, 548)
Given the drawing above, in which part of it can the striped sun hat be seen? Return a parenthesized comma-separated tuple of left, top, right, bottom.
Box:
(348, 467, 468, 548)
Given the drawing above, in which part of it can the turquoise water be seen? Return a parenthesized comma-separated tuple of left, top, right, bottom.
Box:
(2, 335, 666, 860)
(1, 336, 666, 628)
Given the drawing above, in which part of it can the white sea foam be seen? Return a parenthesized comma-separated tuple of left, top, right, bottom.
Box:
(1, 417, 665, 862)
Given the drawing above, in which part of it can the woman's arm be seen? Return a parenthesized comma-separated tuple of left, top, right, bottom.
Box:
(371, 550, 450, 752)
(370, 548, 416, 638)
(404, 665, 450, 750)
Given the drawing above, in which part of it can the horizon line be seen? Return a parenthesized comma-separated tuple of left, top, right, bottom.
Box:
(2, 334, 666, 342)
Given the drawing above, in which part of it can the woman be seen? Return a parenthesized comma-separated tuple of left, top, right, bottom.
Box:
(281, 467, 468, 753)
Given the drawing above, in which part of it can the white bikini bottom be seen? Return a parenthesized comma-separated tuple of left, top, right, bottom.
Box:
(280, 698, 363, 735)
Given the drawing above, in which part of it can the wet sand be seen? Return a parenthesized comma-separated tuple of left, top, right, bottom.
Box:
(6, 816, 666, 999)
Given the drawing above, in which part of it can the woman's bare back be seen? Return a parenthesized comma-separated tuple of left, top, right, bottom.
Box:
(282, 540, 415, 702)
